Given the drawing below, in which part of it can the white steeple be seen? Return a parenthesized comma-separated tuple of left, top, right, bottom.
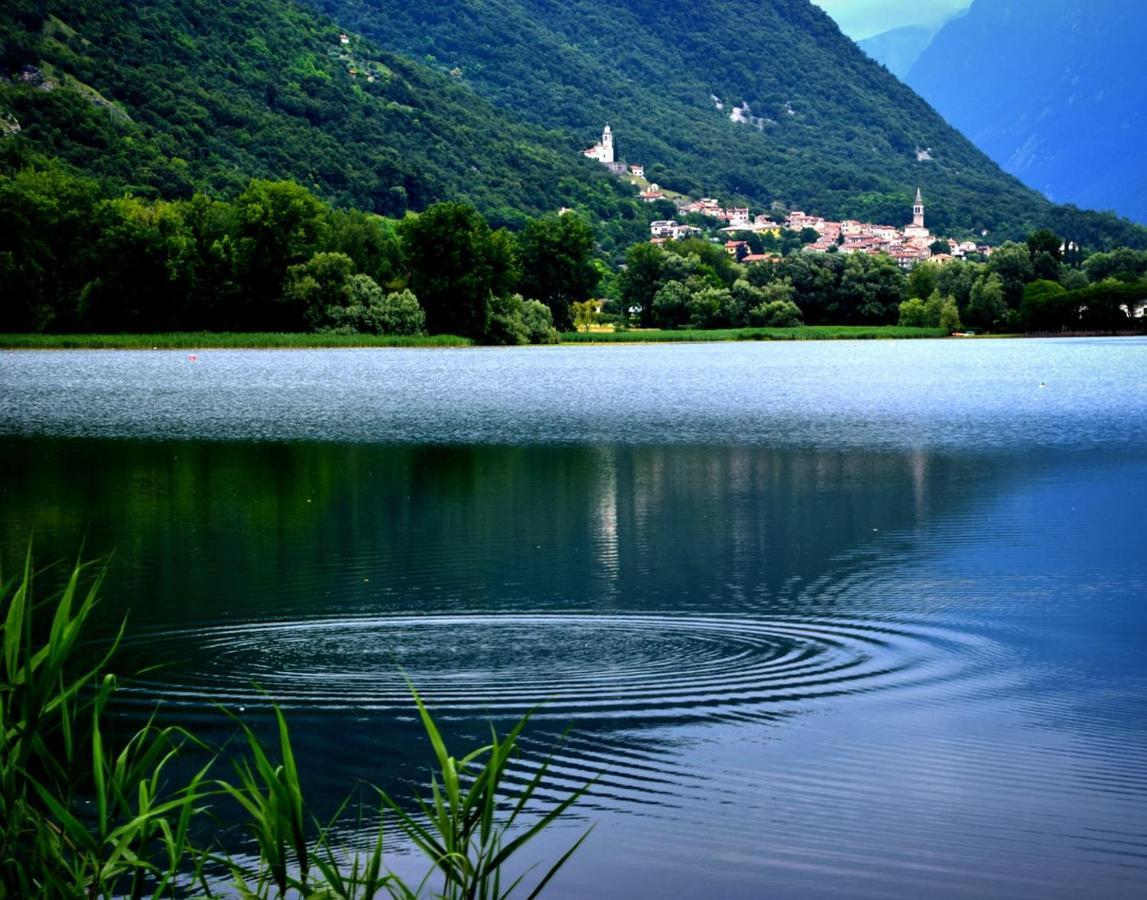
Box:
(913, 187, 925, 228)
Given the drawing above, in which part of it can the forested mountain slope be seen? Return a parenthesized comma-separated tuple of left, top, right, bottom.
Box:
(305, 0, 1142, 243)
(906, 0, 1147, 225)
(0, 0, 636, 223)
(1, 0, 1145, 248)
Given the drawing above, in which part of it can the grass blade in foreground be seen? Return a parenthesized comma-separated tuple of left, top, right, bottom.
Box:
(381, 686, 595, 900)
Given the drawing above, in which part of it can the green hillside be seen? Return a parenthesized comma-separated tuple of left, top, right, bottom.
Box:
(307, 0, 1146, 246)
(0, 0, 639, 225)
(2, 0, 1144, 250)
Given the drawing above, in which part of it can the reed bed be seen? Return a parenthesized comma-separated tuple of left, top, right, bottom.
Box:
(0, 548, 589, 898)
(0, 333, 473, 350)
(560, 325, 950, 342)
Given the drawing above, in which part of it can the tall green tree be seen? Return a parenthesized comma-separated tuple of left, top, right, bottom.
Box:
(80, 198, 194, 332)
(986, 241, 1035, 309)
(620, 243, 668, 327)
(234, 180, 330, 328)
(399, 202, 519, 340)
(516, 213, 599, 331)
(0, 163, 102, 331)
(837, 253, 905, 324)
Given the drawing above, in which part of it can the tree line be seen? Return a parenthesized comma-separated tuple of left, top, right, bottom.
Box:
(0, 165, 601, 343)
(612, 228, 1147, 333)
(4, 163, 1145, 339)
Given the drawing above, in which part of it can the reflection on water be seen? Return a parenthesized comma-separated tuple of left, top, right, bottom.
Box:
(2, 340, 1146, 898)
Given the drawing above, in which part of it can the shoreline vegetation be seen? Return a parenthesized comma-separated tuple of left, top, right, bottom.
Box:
(8, 327, 1146, 349)
(0, 332, 474, 350)
(2, 326, 950, 349)
(0, 550, 590, 897)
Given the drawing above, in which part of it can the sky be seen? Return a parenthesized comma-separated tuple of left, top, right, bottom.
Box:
(811, 0, 974, 40)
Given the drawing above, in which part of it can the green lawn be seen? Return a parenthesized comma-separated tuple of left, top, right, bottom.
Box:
(560, 325, 950, 342)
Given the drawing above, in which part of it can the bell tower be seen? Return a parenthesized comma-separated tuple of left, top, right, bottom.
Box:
(601, 124, 614, 164)
(913, 187, 925, 228)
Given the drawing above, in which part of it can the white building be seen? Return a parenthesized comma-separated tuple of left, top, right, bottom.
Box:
(903, 187, 931, 241)
(582, 124, 615, 164)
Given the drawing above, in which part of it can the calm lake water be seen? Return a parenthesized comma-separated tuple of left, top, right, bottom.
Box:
(2, 339, 1146, 898)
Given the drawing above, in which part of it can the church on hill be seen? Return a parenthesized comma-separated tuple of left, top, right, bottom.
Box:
(903, 187, 931, 242)
(582, 124, 615, 164)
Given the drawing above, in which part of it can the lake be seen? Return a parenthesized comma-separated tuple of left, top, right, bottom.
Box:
(2, 339, 1146, 898)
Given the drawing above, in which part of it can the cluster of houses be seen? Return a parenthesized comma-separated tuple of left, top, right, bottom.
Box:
(648, 189, 993, 268)
(583, 124, 994, 269)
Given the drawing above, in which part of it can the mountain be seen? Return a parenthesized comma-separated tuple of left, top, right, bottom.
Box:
(858, 25, 938, 80)
(906, 0, 1147, 224)
(2, 0, 1145, 249)
(305, 0, 1145, 245)
(812, 0, 971, 40)
(0, 0, 638, 225)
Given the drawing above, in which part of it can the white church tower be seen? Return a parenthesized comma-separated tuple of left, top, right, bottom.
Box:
(903, 186, 931, 241)
(583, 124, 615, 164)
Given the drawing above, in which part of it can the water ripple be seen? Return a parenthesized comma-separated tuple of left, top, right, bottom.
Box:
(117, 612, 999, 720)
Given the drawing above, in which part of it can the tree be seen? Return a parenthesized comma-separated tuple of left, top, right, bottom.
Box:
(938, 296, 961, 333)
(749, 299, 803, 327)
(0, 163, 103, 331)
(483, 293, 558, 345)
(897, 297, 929, 327)
(986, 241, 1034, 310)
(1026, 228, 1063, 261)
(1020, 279, 1069, 332)
(651, 280, 692, 329)
(929, 239, 950, 256)
(837, 253, 906, 324)
(516, 213, 599, 331)
(325, 209, 402, 289)
(907, 262, 939, 304)
(571, 300, 599, 333)
(399, 202, 519, 340)
(234, 180, 330, 328)
(620, 243, 668, 327)
(80, 197, 193, 332)
(282, 251, 357, 331)
(966, 272, 1008, 331)
(1083, 248, 1147, 284)
(687, 286, 737, 329)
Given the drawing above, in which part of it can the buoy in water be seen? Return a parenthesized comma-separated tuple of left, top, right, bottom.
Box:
(188, 354, 198, 362)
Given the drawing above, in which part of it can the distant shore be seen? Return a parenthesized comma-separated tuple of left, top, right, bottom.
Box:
(560, 325, 950, 342)
(0, 333, 473, 350)
(0, 325, 1046, 350)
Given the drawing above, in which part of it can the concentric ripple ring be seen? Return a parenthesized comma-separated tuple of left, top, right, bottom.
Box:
(116, 613, 998, 719)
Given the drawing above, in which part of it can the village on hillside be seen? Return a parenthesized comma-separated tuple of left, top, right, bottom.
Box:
(582, 124, 994, 268)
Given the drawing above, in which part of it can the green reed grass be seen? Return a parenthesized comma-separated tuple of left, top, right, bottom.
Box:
(0, 333, 473, 350)
(560, 325, 949, 342)
(0, 549, 591, 898)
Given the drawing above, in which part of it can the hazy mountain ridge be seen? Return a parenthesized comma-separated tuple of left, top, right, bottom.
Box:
(858, 25, 938, 79)
(906, 0, 1147, 224)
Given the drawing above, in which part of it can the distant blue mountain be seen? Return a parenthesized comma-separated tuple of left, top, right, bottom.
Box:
(858, 25, 937, 79)
(906, 0, 1147, 224)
